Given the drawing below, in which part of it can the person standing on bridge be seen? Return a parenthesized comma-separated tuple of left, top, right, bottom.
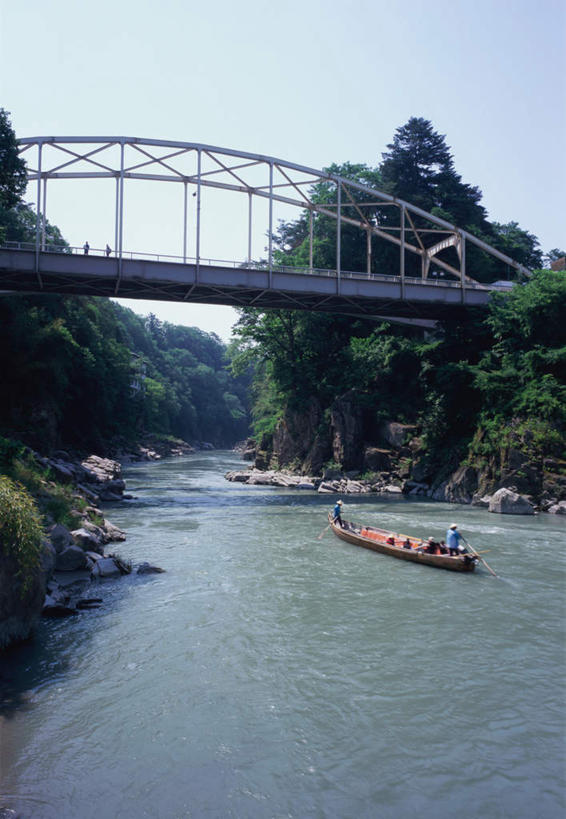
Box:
(105, 244, 111, 257)
(83, 241, 89, 255)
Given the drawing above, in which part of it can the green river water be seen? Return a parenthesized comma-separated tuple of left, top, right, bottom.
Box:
(1, 450, 565, 818)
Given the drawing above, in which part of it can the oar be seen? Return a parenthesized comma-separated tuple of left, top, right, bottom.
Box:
(463, 537, 498, 577)
(317, 522, 332, 540)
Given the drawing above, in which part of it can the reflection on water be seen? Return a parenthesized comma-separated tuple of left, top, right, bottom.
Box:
(1, 451, 565, 819)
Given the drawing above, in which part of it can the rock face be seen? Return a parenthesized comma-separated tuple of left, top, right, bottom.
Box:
(330, 391, 364, 471)
(271, 398, 328, 475)
(488, 488, 535, 515)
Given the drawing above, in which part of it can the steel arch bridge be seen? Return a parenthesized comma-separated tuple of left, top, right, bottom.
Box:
(0, 136, 530, 320)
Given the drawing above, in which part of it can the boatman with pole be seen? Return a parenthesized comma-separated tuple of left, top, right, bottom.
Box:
(333, 499, 344, 528)
(446, 523, 465, 556)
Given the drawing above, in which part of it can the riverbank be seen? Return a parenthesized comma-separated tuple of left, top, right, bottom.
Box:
(225, 465, 566, 516)
(0, 434, 202, 651)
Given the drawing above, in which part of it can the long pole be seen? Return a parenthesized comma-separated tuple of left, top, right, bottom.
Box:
(463, 537, 498, 577)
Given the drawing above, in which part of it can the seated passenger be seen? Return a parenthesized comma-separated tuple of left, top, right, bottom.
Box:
(425, 536, 440, 554)
(386, 536, 395, 546)
(403, 538, 412, 549)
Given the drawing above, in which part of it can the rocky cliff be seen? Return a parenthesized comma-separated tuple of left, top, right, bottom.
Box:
(247, 394, 566, 515)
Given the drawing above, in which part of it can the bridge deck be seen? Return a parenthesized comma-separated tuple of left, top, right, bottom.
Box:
(0, 249, 494, 319)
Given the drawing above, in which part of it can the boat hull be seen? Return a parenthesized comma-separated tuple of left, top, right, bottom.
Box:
(328, 515, 476, 572)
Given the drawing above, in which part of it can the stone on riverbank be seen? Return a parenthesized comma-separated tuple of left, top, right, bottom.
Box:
(488, 488, 535, 515)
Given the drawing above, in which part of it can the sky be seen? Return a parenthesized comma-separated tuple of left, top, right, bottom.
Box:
(1, 0, 564, 342)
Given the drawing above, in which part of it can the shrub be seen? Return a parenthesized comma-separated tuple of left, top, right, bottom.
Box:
(0, 476, 43, 595)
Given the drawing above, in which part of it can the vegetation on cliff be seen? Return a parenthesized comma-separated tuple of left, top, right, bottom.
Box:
(0, 111, 250, 454)
(0, 474, 43, 596)
(231, 119, 565, 497)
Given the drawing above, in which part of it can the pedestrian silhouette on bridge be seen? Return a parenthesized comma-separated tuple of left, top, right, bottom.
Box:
(105, 244, 111, 257)
(83, 241, 90, 255)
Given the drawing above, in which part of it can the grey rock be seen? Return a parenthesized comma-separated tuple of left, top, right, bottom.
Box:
(55, 545, 89, 572)
(71, 527, 104, 554)
(49, 523, 74, 554)
(548, 501, 566, 515)
(137, 562, 165, 574)
(488, 488, 535, 515)
(91, 557, 122, 578)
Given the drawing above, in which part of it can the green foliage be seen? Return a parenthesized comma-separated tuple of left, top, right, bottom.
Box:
(0, 476, 43, 595)
(232, 116, 562, 477)
(0, 109, 27, 212)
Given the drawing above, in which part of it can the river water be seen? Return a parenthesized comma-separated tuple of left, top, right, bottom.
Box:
(1, 451, 565, 818)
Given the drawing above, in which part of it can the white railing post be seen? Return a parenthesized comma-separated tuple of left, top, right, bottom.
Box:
(196, 149, 201, 282)
(247, 191, 252, 263)
(35, 142, 42, 276)
(400, 206, 405, 299)
(336, 181, 341, 294)
(183, 181, 188, 264)
(41, 177, 47, 250)
(268, 162, 273, 287)
(309, 208, 313, 274)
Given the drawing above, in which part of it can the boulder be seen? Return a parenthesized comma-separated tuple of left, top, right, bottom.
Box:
(317, 482, 338, 493)
(103, 520, 127, 542)
(55, 545, 89, 571)
(71, 527, 104, 554)
(137, 562, 165, 574)
(548, 501, 566, 515)
(488, 488, 535, 515)
(48, 523, 74, 554)
(91, 557, 122, 578)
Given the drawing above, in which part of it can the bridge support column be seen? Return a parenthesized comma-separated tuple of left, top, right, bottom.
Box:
(366, 227, 371, 276)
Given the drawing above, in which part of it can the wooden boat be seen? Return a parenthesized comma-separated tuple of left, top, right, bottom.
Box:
(328, 514, 477, 572)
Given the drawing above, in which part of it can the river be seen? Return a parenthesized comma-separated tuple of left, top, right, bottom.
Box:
(1, 451, 565, 818)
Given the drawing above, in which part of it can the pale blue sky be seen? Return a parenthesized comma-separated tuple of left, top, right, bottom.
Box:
(1, 0, 564, 340)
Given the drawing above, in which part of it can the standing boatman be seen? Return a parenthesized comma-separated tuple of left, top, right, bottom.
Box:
(333, 499, 344, 528)
(446, 523, 465, 556)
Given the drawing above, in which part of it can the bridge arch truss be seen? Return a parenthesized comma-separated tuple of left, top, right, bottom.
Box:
(17, 136, 529, 299)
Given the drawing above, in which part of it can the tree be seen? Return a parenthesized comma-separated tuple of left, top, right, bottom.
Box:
(0, 109, 26, 210)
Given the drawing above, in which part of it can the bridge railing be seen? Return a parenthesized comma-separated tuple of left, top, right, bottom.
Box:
(2, 241, 507, 291)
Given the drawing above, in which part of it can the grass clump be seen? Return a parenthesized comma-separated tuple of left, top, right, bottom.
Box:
(0, 475, 43, 596)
